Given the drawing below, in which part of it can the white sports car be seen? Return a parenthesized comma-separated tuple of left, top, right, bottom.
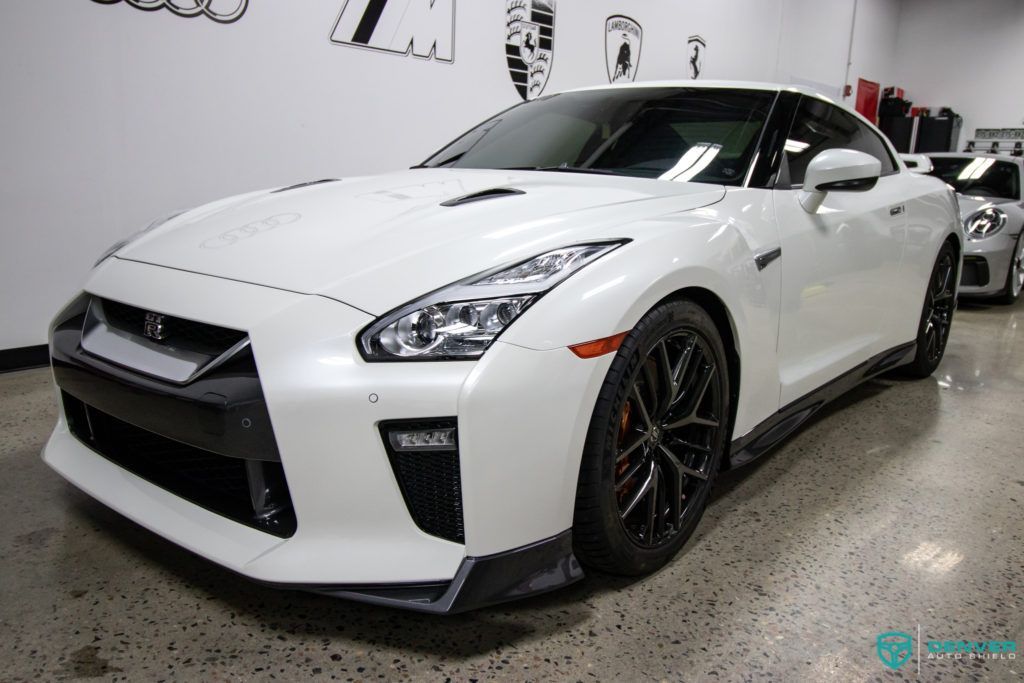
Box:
(925, 153, 1024, 302)
(44, 82, 961, 613)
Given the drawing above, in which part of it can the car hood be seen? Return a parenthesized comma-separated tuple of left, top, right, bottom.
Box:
(117, 168, 725, 314)
(956, 193, 1019, 219)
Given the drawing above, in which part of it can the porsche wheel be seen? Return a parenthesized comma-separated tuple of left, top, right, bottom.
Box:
(903, 243, 957, 378)
(995, 232, 1024, 305)
(573, 299, 729, 576)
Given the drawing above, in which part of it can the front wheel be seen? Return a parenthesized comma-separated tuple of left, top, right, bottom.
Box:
(572, 300, 730, 576)
(902, 242, 957, 378)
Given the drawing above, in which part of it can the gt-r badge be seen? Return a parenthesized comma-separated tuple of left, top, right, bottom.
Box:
(605, 15, 642, 83)
(143, 312, 167, 341)
(505, 0, 555, 100)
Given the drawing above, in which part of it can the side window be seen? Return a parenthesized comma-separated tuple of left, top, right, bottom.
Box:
(784, 97, 896, 186)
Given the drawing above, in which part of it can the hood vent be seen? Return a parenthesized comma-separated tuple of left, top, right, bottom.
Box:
(440, 187, 525, 207)
(271, 178, 339, 194)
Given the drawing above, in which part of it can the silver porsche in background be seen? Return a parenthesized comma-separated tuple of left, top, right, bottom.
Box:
(927, 153, 1024, 303)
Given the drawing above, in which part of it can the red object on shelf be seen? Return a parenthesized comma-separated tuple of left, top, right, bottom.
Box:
(855, 78, 881, 124)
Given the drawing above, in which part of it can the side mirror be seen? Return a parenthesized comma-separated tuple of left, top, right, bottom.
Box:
(799, 149, 882, 213)
(900, 153, 933, 174)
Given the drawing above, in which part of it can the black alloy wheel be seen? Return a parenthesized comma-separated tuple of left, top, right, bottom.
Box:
(573, 299, 729, 575)
(903, 242, 957, 378)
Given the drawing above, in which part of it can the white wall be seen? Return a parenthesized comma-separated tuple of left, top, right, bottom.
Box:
(894, 0, 1024, 148)
(848, 0, 902, 99)
(0, 0, 890, 351)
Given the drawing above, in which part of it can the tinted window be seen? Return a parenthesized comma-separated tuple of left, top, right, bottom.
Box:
(422, 88, 777, 185)
(784, 97, 896, 186)
(926, 157, 1020, 200)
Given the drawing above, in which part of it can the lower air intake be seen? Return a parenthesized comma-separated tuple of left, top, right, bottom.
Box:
(380, 419, 465, 544)
(62, 392, 296, 538)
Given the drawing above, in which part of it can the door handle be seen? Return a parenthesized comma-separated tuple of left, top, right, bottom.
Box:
(889, 204, 906, 217)
(754, 247, 782, 271)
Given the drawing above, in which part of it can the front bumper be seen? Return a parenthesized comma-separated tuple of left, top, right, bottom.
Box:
(959, 232, 1019, 297)
(43, 258, 608, 611)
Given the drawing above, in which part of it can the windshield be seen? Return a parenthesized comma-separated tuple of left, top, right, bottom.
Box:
(421, 88, 777, 185)
(927, 157, 1021, 200)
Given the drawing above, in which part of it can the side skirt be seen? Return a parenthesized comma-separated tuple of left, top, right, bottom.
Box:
(728, 341, 917, 468)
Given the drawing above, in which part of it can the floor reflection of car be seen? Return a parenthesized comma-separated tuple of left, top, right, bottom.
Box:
(926, 153, 1024, 303)
(44, 82, 963, 613)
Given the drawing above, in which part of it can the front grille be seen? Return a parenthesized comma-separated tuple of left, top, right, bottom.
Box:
(62, 392, 296, 538)
(100, 298, 246, 355)
(381, 420, 464, 544)
(961, 255, 990, 288)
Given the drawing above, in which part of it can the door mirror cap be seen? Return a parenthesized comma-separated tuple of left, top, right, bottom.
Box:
(799, 149, 882, 213)
(900, 153, 933, 174)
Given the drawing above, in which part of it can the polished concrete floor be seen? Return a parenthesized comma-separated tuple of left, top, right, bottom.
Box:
(2, 301, 1022, 682)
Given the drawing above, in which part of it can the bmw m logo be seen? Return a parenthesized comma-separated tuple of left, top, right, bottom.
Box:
(143, 312, 167, 341)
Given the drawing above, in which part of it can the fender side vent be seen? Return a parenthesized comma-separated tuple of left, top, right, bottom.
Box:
(440, 187, 525, 207)
(271, 179, 339, 193)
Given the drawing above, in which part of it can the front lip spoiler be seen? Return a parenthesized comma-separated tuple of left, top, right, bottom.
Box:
(259, 530, 583, 614)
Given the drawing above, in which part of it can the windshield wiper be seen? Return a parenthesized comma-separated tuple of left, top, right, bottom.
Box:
(496, 165, 624, 176)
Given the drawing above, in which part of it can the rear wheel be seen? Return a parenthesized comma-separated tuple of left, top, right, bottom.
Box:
(573, 300, 729, 575)
(902, 242, 957, 378)
(995, 232, 1024, 305)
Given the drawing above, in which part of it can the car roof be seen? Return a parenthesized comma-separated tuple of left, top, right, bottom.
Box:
(558, 80, 893, 151)
(927, 152, 1024, 166)
(564, 79, 838, 103)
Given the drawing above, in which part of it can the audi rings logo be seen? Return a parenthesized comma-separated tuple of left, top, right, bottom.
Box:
(200, 214, 302, 250)
(90, 0, 248, 24)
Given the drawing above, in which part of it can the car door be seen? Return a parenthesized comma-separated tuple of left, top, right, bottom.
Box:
(773, 96, 908, 406)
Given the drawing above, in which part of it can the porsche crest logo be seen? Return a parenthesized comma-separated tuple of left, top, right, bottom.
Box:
(605, 15, 642, 83)
(505, 0, 555, 100)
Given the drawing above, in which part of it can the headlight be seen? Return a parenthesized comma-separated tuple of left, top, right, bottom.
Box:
(93, 210, 186, 266)
(359, 242, 625, 360)
(964, 208, 1007, 239)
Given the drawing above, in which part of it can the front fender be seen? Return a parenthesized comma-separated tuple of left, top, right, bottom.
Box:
(500, 198, 783, 440)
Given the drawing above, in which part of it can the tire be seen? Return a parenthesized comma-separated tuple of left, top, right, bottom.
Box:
(994, 231, 1024, 305)
(902, 242, 957, 378)
(572, 299, 730, 576)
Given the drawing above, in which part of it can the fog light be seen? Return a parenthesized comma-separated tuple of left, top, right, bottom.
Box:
(388, 427, 457, 451)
